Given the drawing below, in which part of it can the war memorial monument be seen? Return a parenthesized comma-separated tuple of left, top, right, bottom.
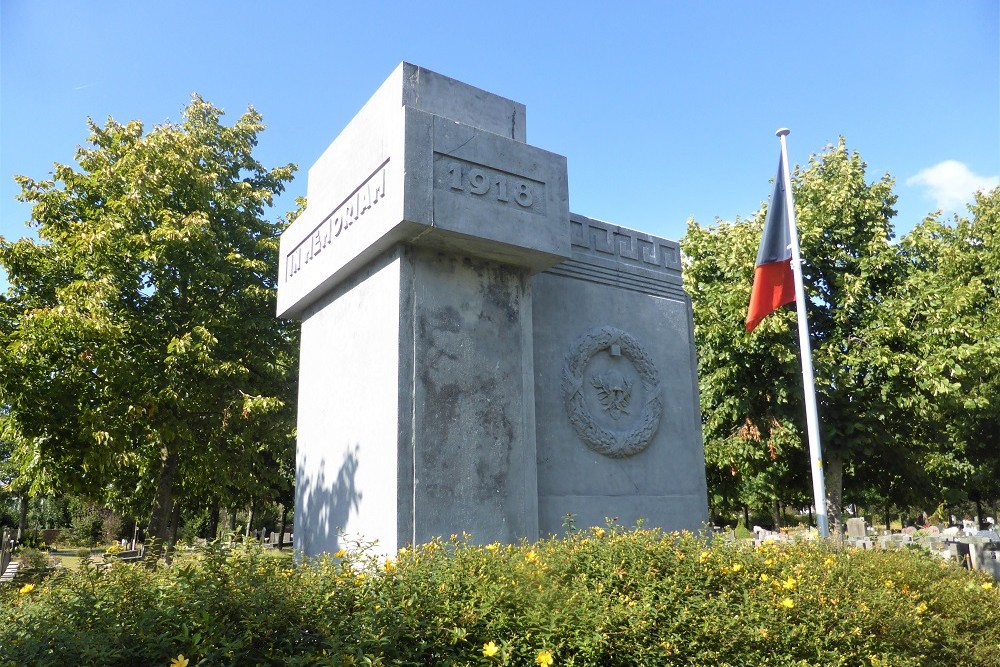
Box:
(277, 63, 709, 557)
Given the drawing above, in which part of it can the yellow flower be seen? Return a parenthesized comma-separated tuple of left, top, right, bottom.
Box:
(170, 656, 190, 667)
(698, 551, 710, 563)
(983, 582, 994, 591)
(782, 577, 797, 590)
(383, 558, 395, 573)
(759, 573, 769, 582)
(884, 579, 893, 588)
(334, 549, 347, 559)
(536, 649, 554, 666)
(18, 583, 35, 595)
(824, 557, 835, 567)
(780, 597, 795, 609)
(482, 641, 500, 657)
(758, 628, 769, 638)
(525, 550, 539, 563)
(731, 563, 743, 572)
(916, 602, 928, 614)
(591, 526, 606, 538)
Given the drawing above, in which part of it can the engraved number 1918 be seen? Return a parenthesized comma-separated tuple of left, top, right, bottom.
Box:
(447, 162, 533, 208)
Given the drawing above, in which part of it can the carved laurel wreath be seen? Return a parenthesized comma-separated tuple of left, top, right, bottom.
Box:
(562, 326, 663, 458)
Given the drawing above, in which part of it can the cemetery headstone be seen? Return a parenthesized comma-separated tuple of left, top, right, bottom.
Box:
(846, 518, 867, 540)
(279, 64, 709, 558)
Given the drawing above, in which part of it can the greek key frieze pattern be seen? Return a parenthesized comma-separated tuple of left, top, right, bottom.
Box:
(569, 214, 681, 273)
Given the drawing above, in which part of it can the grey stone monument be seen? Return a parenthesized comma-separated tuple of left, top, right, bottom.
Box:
(278, 63, 708, 557)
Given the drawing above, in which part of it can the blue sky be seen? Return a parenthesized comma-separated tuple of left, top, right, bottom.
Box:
(2, 1, 997, 291)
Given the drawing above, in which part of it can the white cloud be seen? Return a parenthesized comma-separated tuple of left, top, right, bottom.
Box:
(906, 160, 999, 211)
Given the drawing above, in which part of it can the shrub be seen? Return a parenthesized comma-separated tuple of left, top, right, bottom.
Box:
(0, 530, 998, 666)
(66, 497, 104, 547)
(16, 547, 52, 571)
(101, 510, 124, 544)
(15, 529, 45, 550)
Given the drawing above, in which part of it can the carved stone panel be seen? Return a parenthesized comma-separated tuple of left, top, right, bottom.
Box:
(562, 326, 662, 458)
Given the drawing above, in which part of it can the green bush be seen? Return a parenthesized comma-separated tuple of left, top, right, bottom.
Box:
(15, 547, 52, 571)
(1, 530, 998, 666)
(15, 529, 45, 550)
(66, 497, 104, 547)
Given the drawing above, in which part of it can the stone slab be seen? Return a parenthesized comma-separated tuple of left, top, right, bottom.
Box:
(407, 247, 538, 545)
(532, 216, 707, 536)
(295, 250, 405, 556)
(277, 63, 568, 319)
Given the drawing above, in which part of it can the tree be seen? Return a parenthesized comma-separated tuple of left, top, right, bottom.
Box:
(886, 188, 1000, 522)
(682, 216, 807, 524)
(0, 96, 299, 553)
(682, 139, 909, 534)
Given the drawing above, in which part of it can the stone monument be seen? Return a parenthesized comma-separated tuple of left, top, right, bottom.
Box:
(278, 63, 708, 557)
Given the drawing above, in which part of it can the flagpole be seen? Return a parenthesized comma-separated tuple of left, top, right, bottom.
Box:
(776, 128, 829, 538)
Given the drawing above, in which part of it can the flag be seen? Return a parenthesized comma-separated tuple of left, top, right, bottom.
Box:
(746, 154, 795, 332)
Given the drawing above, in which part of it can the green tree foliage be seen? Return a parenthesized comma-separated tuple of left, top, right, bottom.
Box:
(885, 189, 1000, 516)
(682, 139, 925, 531)
(0, 96, 299, 549)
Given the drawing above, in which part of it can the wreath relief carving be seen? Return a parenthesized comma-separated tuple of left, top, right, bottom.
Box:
(561, 326, 663, 457)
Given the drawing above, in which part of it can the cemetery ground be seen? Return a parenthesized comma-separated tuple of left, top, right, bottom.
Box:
(2, 527, 999, 667)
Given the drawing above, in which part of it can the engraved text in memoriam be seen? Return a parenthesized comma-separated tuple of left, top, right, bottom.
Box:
(285, 160, 389, 281)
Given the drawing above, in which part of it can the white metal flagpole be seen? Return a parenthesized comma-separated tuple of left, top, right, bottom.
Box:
(776, 128, 829, 538)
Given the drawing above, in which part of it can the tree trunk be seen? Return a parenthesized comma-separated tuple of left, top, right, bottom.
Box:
(743, 506, 750, 527)
(884, 499, 891, 534)
(17, 493, 28, 542)
(245, 500, 255, 539)
(146, 446, 178, 558)
(206, 498, 220, 541)
(772, 499, 782, 529)
(165, 500, 182, 564)
(807, 504, 813, 527)
(278, 504, 289, 550)
(825, 450, 845, 543)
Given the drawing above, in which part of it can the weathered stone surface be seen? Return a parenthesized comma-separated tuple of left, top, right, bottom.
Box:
(407, 248, 538, 544)
(532, 214, 708, 535)
(846, 517, 867, 539)
(277, 63, 568, 319)
(284, 64, 708, 558)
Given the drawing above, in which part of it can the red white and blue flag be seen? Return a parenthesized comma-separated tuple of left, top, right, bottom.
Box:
(745, 155, 795, 332)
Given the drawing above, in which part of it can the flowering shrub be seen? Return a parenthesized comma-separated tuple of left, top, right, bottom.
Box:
(1, 529, 998, 666)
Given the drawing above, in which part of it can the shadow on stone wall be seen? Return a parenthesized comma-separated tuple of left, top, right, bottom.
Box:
(296, 444, 362, 555)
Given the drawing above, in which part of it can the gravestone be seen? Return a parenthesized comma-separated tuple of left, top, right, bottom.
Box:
(279, 63, 709, 558)
(846, 517, 867, 540)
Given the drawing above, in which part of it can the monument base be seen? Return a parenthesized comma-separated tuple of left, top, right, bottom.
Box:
(295, 246, 538, 556)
